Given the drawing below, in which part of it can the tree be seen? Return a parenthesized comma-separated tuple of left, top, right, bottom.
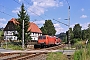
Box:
(88, 23, 90, 30)
(40, 20, 56, 35)
(16, 3, 31, 44)
(69, 28, 74, 39)
(86, 24, 90, 41)
(73, 24, 82, 39)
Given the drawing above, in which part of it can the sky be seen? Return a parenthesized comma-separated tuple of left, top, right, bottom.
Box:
(0, 0, 90, 34)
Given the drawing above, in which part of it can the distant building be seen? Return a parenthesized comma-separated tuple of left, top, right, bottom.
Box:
(0, 27, 4, 31)
(4, 18, 42, 40)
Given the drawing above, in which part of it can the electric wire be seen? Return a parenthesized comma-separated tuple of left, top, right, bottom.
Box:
(0, 10, 14, 17)
(23, 0, 49, 18)
(13, 0, 45, 20)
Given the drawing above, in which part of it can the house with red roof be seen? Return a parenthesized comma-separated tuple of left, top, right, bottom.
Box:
(4, 18, 42, 40)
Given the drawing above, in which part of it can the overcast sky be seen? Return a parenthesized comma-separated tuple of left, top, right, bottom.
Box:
(0, 0, 90, 34)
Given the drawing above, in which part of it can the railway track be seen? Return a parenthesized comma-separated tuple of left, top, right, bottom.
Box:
(0, 52, 47, 60)
(45, 44, 65, 50)
(0, 44, 65, 60)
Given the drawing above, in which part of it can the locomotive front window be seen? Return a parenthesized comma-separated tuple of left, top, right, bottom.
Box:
(39, 36, 42, 39)
(38, 36, 46, 39)
(42, 36, 46, 39)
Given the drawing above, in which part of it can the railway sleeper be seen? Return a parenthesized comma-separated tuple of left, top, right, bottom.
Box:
(16, 54, 37, 60)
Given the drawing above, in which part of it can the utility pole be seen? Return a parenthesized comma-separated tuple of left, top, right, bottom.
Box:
(22, 20, 24, 49)
(68, 6, 70, 49)
(65, 0, 70, 49)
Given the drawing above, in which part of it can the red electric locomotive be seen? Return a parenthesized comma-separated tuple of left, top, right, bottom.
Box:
(34, 35, 61, 48)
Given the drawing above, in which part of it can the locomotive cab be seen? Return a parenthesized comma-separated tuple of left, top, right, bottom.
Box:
(38, 35, 46, 45)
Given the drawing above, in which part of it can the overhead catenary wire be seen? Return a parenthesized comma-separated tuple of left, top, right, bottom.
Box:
(13, 0, 69, 27)
(23, 0, 64, 25)
(65, 0, 69, 6)
(0, 4, 12, 11)
(23, 0, 49, 18)
(0, 4, 15, 17)
(13, 0, 45, 20)
(53, 19, 69, 27)
(0, 10, 14, 17)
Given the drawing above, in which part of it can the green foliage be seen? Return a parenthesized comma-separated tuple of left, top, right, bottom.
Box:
(16, 3, 31, 44)
(73, 50, 82, 60)
(40, 20, 56, 35)
(88, 24, 90, 29)
(73, 24, 82, 39)
(47, 52, 68, 60)
(0, 31, 2, 37)
(69, 28, 74, 39)
(0, 31, 4, 41)
(71, 39, 78, 45)
(73, 44, 90, 60)
(2, 42, 22, 50)
(73, 41, 85, 49)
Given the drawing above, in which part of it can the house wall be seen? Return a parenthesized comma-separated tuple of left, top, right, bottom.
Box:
(4, 31, 42, 41)
(30, 32, 42, 41)
(4, 31, 18, 40)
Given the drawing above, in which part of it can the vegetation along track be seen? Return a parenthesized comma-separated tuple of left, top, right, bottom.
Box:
(0, 52, 47, 60)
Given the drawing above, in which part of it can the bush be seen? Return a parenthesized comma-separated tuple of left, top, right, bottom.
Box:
(71, 39, 78, 45)
(72, 41, 85, 49)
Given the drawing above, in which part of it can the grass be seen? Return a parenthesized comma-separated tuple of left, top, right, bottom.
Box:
(0, 31, 3, 37)
(46, 41, 90, 60)
(46, 52, 68, 60)
(2, 42, 23, 50)
(73, 43, 90, 60)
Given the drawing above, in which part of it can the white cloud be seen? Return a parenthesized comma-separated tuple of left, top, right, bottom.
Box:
(0, 18, 6, 22)
(31, 20, 45, 27)
(27, 0, 63, 15)
(54, 22, 90, 34)
(81, 8, 84, 11)
(54, 23, 65, 34)
(70, 22, 90, 30)
(58, 18, 61, 20)
(33, 20, 45, 25)
(28, 6, 45, 15)
(12, 7, 20, 14)
(59, 2, 63, 6)
(80, 15, 87, 18)
(0, 18, 7, 28)
(81, 22, 90, 30)
(19, 0, 21, 2)
(0, 22, 6, 28)
(18, 0, 23, 2)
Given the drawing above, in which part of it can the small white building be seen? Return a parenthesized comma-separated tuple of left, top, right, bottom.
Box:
(4, 18, 42, 41)
(28, 22, 42, 41)
(4, 18, 18, 40)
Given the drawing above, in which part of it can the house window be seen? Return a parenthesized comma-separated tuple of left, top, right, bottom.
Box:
(6, 31, 8, 34)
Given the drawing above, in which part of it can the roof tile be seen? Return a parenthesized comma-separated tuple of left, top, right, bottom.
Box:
(28, 22, 42, 33)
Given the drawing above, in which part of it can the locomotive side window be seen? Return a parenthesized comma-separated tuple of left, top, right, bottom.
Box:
(42, 36, 46, 39)
(38, 36, 46, 39)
